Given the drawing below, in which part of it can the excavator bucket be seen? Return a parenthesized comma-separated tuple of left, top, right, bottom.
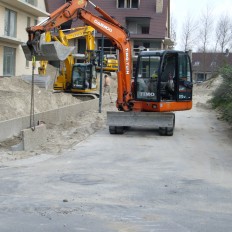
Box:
(22, 34, 75, 61)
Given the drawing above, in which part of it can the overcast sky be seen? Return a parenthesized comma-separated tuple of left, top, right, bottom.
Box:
(170, 0, 232, 51)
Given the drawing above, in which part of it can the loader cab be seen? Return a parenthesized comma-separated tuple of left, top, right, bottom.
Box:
(134, 50, 192, 103)
(71, 63, 97, 92)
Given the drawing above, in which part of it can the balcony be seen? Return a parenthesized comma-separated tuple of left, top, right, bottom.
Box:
(126, 17, 150, 35)
(0, 35, 23, 45)
(0, 0, 49, 17)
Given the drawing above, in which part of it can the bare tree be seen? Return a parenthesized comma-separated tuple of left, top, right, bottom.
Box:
(170, 15, 177, 48)
(180, 14, 198, 51)
(215, 15, 232, 52)
(197, 6, 214, 52)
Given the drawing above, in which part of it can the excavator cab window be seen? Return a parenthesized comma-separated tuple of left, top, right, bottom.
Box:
(160, 52, 192, 101)
(177, 53, 193, 101)
(135, 55, 160, 101)
(72, 64, 93, 90)
(135, 51, 192, 103)
(160, 53, 177, 101)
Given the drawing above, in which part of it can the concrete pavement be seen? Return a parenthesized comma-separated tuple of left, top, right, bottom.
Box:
(0, 107, 232, 231)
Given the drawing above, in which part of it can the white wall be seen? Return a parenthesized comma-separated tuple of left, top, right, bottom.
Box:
(0, 1, 48, 76)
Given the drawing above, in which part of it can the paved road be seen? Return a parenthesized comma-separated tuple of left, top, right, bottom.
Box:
(0, 106, 232, 231)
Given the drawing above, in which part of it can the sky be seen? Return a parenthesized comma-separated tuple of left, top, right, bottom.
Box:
(170, 0, 232, 51)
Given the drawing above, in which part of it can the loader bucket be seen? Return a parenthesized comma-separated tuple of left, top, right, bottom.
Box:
(22, 33, 75, 61)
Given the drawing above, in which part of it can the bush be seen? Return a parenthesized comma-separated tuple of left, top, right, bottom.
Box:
(211, 65, 232, 123)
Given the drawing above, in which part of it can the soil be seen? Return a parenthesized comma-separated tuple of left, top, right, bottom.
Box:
(0, 71, 227, 163)
(0, 66, 117, 162)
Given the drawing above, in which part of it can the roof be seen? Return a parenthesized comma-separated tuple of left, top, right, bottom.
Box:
(192, 53, 232, 73)
(45, 0, 169, 39)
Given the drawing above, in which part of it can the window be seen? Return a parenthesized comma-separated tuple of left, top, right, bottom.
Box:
(178, 54, 192, 100)
(34, 18, 38, 26)
(179, 54, 191, 82)
(25, 0, 37, 6)
(136, 56, 160, 101)
(211, 61, 217, 67)
(27, 17, 31, 27)
(3, 47, 16, 76)
(4, 9, 17, 37)
(117, 0, 139, 8)
(141, 26, 149, 34)
(193, 61, 200, 66)
(126, 17, 150, 35)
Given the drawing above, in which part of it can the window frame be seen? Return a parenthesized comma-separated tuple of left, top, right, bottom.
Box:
(3, 46, 16, 76)
(117, 0, 139, 9)
(135, 55, 160, 102)
(4, 8, 17, 37)
(25, 0, 37, 7)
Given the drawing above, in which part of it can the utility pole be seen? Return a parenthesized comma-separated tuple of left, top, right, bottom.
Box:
(98, 34, 104, 113)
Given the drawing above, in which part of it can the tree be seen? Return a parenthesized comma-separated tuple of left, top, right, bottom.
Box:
(197, 6, 214, 80)
(170, 15, 177, 48)
(215, 15, 232, 53)
(180, 14, 198, 51)
(197, 6, 214, 52)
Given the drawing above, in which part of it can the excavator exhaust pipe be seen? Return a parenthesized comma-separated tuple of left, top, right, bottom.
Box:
(22, 34, 75, 61)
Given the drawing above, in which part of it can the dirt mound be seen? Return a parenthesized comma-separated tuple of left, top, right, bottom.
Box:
(0, 70, 118, 163)
(193, 75, 222, 109)
(0, 76, 81, 121)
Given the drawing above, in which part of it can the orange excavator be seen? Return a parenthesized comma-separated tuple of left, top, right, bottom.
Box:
(22, 0, 193, 135)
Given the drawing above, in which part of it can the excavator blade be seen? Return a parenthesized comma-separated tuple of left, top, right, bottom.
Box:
(22, 34, 75, 61)
(107, 111, 175, 135)
(107, 111, 175, 127)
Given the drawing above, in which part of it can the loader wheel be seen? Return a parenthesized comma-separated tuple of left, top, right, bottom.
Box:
(109, 126, 116, 134)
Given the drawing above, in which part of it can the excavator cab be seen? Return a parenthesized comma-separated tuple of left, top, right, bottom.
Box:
(71, 63, 97, 93)
(134, 50, 193, 109)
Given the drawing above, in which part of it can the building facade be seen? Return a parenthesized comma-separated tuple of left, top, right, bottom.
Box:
(0, 0, 48, 76)
(192, 52, 232, 82)
(45, 0, 172, 58)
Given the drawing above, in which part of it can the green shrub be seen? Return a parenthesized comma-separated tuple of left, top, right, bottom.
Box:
(211, 65, 232, 123)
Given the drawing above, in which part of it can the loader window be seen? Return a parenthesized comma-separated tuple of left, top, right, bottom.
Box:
(136, 56, 160, 101)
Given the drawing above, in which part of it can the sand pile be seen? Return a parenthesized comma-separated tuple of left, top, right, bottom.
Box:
(0, 76, 81, 121)
(0, 70, 118, 162)
(193, 75, 223, 109)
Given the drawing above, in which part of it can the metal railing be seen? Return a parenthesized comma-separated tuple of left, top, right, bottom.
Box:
(98, 46, 161, 57)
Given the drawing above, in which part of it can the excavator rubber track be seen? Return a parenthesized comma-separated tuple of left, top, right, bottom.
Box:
(107, 111, 175, 136)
